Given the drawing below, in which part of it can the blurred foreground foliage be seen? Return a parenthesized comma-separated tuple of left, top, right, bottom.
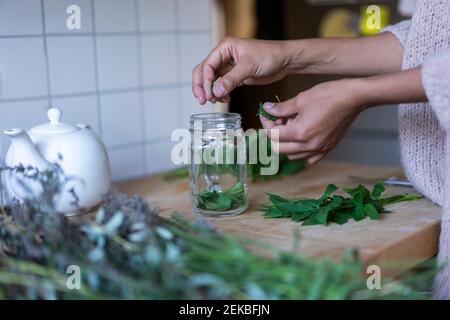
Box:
(0, 165, 436, 299)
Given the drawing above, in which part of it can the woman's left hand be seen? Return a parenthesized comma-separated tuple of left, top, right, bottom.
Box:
(260, 79, 366, 165)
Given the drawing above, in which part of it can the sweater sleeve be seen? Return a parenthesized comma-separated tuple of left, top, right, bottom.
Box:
(434, 135, 450, 299)
(381, 20, 412, 49)
(422, 49, 450, 299)
(422, 49, 450, 130)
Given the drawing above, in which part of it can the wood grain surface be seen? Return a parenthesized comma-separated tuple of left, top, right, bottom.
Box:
(115, 161, 441, 276)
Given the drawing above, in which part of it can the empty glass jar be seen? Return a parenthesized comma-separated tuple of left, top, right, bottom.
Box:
(189, 113, 248, 217)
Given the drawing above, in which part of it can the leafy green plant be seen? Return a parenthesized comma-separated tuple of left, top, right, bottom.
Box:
(195, 182, 245, 211)
(261, 183, 423, 226)
(246, 130, 305, 182)
(257, 95, 281, 121)
(0, 165, 437, 300)
(162, 166, 189, 181)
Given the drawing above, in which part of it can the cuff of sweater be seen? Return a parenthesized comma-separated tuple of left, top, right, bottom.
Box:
(422, 50, 450, 130)
(380, 20, 411, 49)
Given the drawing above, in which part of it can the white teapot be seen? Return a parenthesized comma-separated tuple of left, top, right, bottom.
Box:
(2, 107, 111, 214)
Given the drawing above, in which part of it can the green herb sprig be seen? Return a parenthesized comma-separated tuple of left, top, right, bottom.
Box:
(247, 130, 305, 182)
(195, 182, 245, 211)
(261, 183, 423, 226)
(257, 95, 281, 121)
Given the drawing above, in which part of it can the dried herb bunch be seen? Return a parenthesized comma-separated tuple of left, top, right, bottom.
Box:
(0, 166, 435, 299)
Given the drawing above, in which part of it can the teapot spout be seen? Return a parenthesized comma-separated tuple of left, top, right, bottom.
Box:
(4, 128, 49, 170)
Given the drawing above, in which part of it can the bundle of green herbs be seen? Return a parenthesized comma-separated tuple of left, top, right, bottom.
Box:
(261, 183, 423, 226)
(0, 165, 435, 299)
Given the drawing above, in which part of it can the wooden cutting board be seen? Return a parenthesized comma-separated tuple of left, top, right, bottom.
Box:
(115, 161, 441, 276)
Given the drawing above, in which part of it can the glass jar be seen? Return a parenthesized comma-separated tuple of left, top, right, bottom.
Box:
(189, 113, 248, 217)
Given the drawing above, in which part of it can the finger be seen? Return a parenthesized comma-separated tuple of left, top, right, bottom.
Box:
(307, 153, 326, 165)
(287, 151, 318, 160)
(275, 141, 313, 155)
(260, 115, 299, 144)
(192, 63, 206, 105)
(196, 40, 234, 101)
(259, 114, 277, 130)
(263, 97, 299, 118)
(267, 122, 304, 143)
(213, 59, 253, 98)
(220, 95, 231, 103)
(202, 63, 216, 101)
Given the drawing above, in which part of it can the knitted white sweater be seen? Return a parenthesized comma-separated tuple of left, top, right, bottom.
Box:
(382, 0, 450, 299)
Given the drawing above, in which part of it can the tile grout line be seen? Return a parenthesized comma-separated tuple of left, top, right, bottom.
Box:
(175, 0, 185, 136)
(40, 0, 53, 107)
(0, 82, 193, 104)
(107, 136, 175, 152)
(90, 0, 103, 139)
(0, 29, 210, 39)
(134, 0, 148, 175)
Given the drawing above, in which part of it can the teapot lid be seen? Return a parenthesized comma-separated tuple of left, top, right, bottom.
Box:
(30, 107, 80, 134)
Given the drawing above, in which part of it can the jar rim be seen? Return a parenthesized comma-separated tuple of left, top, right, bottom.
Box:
(190, 112, 242, 130)
(190, 112, 241, 122)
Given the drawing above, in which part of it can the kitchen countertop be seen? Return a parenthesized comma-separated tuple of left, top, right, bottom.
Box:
(115, 161, 441, 276)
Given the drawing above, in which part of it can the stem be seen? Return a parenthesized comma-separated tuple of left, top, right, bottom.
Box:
(379, 194, 423, 206)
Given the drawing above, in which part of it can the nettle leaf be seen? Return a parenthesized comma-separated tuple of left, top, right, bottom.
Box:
(278, 158, 305, 176)
(330, 211, 351, 225)
(364, 203, 380, 220)
(353, 205, 366, 221)
(257, 102, 279, 121)
(371, 182, 385, 199)
(277, 199, 319, 213)
(314, 207, 331, 225)
(263, 207, 289, 219)
(196, 182, 245, 212)
(319, 184, 338, 202)
(267, 193, 290, 205)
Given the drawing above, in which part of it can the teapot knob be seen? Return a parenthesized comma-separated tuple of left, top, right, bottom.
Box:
(48, 107, 62, 124)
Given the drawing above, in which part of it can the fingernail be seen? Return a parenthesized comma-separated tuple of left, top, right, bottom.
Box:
(263, 102, 275, 110)
(213, 83, 226, 97)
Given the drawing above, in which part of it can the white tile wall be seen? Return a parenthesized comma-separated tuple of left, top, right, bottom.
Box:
(44, 0, 94, 34)
(0, 0, 43, 36)
(96, 35, 140, 91)
(180, 33, 211, 82)
(52, 95, 100, 134)
(100, 91, 143, 147)
(179, 0, 211, 30)
(109, 145, 145, 181)
(144, 87, 180, 140)
(0, 100, 49, 151)
(0, 38, 48, 99)
(94, 0, 137, 32)
(138, 0, 177, 32)
(145, 140, 178, 174)
(141, 35, 178, 86)
(0, 0, 215, 182)
(47, 36, 97, 95)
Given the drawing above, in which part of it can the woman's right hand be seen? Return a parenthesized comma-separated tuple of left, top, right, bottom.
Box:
(192, 37, 293, 105)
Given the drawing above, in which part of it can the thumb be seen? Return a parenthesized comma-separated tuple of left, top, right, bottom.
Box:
(213, 61, 252, 98)
(263, 97, 298, 118)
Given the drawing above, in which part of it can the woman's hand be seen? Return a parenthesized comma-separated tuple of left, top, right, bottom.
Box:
(192, 37, 293, 104)
(260, 79, 366, 165)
